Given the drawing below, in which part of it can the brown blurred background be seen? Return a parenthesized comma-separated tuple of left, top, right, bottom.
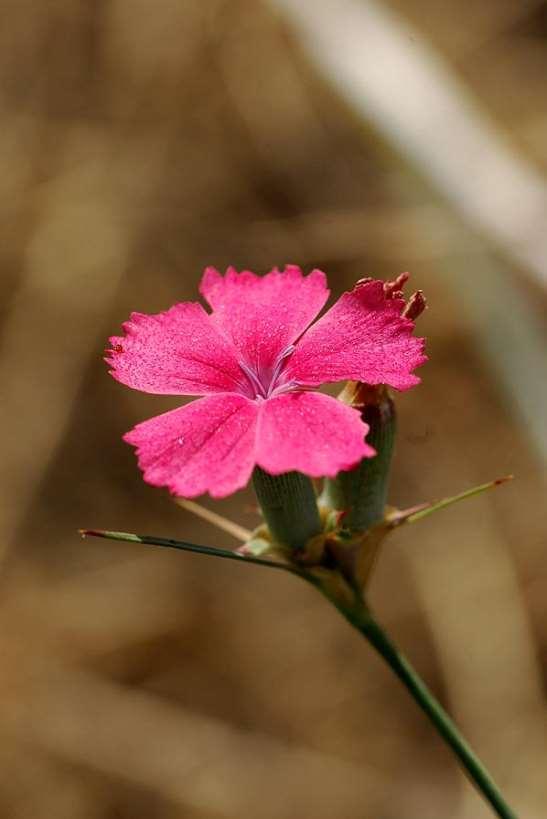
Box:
(1, 1, 546, 817)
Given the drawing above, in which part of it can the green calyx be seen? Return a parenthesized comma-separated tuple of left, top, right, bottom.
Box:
(321, 382, 396, 534)
(251, 467, 322, 551)
(250, 382, 397, 589)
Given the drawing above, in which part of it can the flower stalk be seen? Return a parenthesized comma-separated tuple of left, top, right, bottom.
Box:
(315, 584, 518, 819)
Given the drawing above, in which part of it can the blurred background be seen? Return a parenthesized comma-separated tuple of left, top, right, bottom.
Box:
(1, 1, 546, 817)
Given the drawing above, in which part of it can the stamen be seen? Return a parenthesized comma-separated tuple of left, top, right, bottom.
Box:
(267, 344, 296, 397)
(238, 360, 267, 398)
(280, 344, 296, 359)
(269, 381, 320, 399)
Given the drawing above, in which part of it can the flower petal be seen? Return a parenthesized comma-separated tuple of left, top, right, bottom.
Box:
(285, 280, 427, 390)
(200, 265, 329, 383)
(124, 394, 259, 498)
(256, 391, 374, 478)
(107, 303, 249, 396)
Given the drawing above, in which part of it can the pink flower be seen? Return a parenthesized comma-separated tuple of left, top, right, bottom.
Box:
(107, 266, 426, 498)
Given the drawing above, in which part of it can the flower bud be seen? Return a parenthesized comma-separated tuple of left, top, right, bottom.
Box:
(321, 383, 396, 533)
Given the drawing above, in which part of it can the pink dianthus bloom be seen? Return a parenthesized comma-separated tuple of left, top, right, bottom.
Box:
(107, 266, 426, 498)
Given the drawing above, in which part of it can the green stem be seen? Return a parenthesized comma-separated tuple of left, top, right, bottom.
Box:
(252, 467, 322, 550)
(335, 599, 517, 819)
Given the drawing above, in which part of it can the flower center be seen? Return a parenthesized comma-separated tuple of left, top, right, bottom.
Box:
(238, 345, 298, 400)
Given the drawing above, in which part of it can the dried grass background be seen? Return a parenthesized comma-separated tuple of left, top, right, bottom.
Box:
(0, 2, 546, 817)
